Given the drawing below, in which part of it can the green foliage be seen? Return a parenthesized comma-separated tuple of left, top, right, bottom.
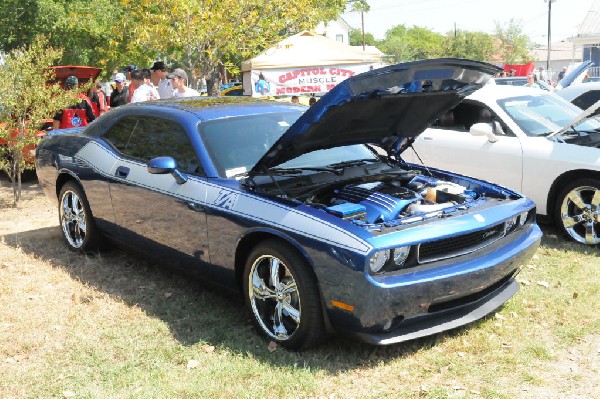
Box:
(0, 37, 79, 205)
(495, 19, 533, 64)
(0, 0, 125, 78)
(119, 0, 346, 94)
(444, 30, 496, 61)
(378, 25, 445, 63)
(349, 28, 377, 47)
(0, 0, 39, 53)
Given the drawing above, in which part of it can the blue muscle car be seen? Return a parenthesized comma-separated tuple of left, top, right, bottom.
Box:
(35, 59, 542, 349)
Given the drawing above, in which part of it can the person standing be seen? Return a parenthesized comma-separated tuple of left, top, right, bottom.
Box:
(150, 61, 173, 99)
(124, 65, 137, 103)
(524, 73, 540, 89)
(110, 73, 129, 108)
(170, 69, 200, 97)
(130, 69, 159, 102)
(557, 66, 567, 83)
(53, 75, 96, 129)
(89, 81, 107, 116)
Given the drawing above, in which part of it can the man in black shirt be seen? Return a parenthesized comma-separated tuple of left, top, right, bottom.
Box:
(110, 72, 129, 108)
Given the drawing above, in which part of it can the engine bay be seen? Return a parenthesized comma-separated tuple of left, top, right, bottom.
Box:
(248, 162, 517, 229)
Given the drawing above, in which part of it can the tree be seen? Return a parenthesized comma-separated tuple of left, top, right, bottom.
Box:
(119, 0, 346, 95)
(495, 19, 533, 64)
(379, 25, 444, 63)
(444, 31, 496, 61)
(0, 37, 80, 205)
(0, 0, 127, 79)
(349, 28, 377, 47)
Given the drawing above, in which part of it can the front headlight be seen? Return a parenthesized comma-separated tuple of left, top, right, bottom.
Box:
(392, 246, 411, 266)
(519, 211, 529, 226)
(369, 249, 390, 273)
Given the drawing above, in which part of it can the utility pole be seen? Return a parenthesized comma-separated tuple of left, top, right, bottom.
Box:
(546, 0, 557, 71)
(361, 11, 365, 51)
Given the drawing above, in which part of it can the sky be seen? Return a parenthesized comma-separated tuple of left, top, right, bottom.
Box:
(341, 0, 597, 44)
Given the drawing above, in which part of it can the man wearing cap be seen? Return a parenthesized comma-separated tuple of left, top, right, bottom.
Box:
(170, 68, 200, 98)
(130, 69, 159, 103)
(52, 75, 96, 129)
(150, 61, 173, 99)
(110, 72, 129, 108)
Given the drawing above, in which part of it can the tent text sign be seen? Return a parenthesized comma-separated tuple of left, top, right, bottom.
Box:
(251, 64, 374, 96)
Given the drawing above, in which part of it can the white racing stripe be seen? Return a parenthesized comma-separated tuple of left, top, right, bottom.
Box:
(74, 141, 373, 255)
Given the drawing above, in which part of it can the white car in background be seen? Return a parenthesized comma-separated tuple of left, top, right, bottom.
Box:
(402, 85, 600, 245)
(556, 82, 600, 117)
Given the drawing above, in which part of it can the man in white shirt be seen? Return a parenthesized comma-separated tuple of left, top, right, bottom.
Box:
(150, 61, 173, 99)
(130, 69, 160, 103)
(170, 69, 200, 98)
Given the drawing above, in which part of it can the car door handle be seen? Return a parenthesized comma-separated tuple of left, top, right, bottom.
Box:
(422, 136, 433, 141)
(115, 165, 130, 178)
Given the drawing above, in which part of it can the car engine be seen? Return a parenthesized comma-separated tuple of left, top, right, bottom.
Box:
(320, 175, 478, 225)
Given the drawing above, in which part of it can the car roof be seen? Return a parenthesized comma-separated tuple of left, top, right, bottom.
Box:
(124, 96, 305, 121)
(467, 84, 547, 102)
(556, 82, 600, 101)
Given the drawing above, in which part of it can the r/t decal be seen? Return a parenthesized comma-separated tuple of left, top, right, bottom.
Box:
(214, 190, 239, 210)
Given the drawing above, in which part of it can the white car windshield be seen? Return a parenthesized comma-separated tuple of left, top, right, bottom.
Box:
(498, 94, 600, 136)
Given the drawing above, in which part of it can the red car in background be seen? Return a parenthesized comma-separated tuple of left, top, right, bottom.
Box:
(1, 66, 103, 165)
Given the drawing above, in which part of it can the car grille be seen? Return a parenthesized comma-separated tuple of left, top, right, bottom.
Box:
(417, 222, 506, 263)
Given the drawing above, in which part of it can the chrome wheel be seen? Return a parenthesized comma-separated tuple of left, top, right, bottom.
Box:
(60, 189, 87, 249)
(248, 254, 301, 341)
(559, 185, 600, 245)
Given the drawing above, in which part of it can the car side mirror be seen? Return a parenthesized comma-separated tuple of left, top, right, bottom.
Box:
(147, 156, 188, 184)
(470, 123, 499, 143)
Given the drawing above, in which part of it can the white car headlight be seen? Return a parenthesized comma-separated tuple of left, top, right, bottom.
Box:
(369, 249, 390, 273)
(519, 211, 529, 226)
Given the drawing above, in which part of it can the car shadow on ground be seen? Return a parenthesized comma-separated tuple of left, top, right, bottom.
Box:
(2, 223, 497, 371)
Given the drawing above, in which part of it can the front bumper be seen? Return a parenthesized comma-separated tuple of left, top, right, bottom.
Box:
(321, 224, 541, 344)
(352, 275, 518, 345)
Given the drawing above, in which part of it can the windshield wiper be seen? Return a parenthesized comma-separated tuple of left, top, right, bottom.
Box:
(266, 167, 339, 175)
(327, 159, 378, 169)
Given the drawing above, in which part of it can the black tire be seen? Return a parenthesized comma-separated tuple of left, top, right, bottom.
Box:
(243, 239, 327, 350)
(58, 181, 103, 253)
(553, 178, 600, 245)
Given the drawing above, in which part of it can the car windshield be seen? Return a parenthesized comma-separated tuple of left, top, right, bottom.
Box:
(497, 93, 600, 136)
(199, 112, 378, 177)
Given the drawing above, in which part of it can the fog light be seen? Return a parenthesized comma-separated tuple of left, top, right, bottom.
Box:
(369, 249, 390, 273)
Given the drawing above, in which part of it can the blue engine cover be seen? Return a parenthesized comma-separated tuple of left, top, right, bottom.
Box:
(335, 182, 419, 223)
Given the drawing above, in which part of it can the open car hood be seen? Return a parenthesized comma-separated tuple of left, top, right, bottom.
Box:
(251, 58, 499, 173)
(548, 97, 600, 138)
(556, 60, 593, 90)
(48, 65, 103, 88)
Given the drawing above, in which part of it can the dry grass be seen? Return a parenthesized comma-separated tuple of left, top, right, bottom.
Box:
(1, 175, 599, 399)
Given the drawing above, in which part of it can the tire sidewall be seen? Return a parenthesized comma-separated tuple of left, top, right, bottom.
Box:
(553, 178, 600, 243)
(242, 240, 323, 350)
(58, 181, 97, 253)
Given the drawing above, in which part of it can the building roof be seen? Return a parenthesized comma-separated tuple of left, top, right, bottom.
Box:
(532, 41, 582, 62)
(578, 0, 600, 36)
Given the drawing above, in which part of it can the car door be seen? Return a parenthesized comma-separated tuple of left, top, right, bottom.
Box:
(102, 113, 212, 269)
(405, 101, 525, 193)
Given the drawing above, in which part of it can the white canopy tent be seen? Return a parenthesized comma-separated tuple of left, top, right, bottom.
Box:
(241, 31, 385, 97)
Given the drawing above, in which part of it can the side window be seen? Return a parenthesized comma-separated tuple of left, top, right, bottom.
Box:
(442, 102, 514, 137)
(572, 91, 600, 113)
(103, 116, 138, 153)
(126, 117, 202, 175)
